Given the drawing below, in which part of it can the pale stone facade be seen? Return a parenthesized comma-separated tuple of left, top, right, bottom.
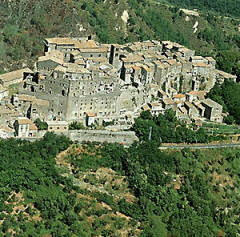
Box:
(201, 99, 223, 123)
(12, 37, 236, 126)
(0, 68, 33, 87)
(47, 121, 69, 133)
(14, 117, 38, 137)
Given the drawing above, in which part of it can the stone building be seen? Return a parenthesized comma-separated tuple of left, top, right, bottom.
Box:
(12, 94, 49, 121)
(36, 54, 64, 75)
(0, 125, 14, 138)
(215, 70, 237, 84)
(14, 117, 38, 137)
(14, 37, 236, 126)
(184, 102, 199, 119)
(0, 68, 33, 87)
(201, 98, 223, 123)
(0, 105, 20, 126)
(47, 121, 69, 133)
(86, 112, 96, 126)
(0, 85, 8, 101)
(148, 102, 163, 116)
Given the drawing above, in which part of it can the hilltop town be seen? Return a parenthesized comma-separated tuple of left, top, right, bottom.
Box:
(0, 36, 237, 139)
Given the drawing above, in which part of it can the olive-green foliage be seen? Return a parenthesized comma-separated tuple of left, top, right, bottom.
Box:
(216, 50, 240, 78)
(69, 121, 85, 130)
(166, 0, 240, 18)
(34, 118, 48, 130)
(0, 133, 77, 236)
(1, 132, 240, 236)
(99, 142, 240, 236)
(132, 110, 212, 143)
(232, 158, 240, 174)
(208, 81, 240, 124)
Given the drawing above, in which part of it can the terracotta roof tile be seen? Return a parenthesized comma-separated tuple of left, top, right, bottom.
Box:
(173, 94, 185, 99)
(86, 112, 96, 117)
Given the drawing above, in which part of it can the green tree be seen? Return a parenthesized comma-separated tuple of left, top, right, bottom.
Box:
(34, 118, 48, 130)
(69, 121, 85, 130)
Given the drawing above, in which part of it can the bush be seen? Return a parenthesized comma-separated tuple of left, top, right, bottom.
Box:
(69, 121, 85, 130)
(224, 115, 235, 125)
(34, 118, 48, 130)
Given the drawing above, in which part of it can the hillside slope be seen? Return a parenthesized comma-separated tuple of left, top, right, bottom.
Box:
(163, 0, 240, 18)
(0, 0, 240, 79)
(0, 134, 240, 236)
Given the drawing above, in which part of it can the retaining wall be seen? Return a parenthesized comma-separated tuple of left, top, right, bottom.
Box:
(68, 129, 138, 145)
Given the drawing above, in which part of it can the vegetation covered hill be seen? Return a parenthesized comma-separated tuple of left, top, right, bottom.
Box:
(163, 0, 240, 18)
(0, 0, 240, 79)
(132, 109, 225, 143)
(208, 80, 240, 124)
(0, 133, 240, 236)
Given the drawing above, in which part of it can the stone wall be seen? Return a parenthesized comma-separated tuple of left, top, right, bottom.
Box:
(20, 129, 139, 145)
(68, 129, 139, 145)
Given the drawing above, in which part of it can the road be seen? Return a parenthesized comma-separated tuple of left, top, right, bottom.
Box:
(160, 143, 240, 150)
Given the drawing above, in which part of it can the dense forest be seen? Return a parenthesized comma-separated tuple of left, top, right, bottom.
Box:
(0, 133, 240, 236)
(132, 109, 224, 144)
(165, 0, 240, 18)
(0, 0, 240, 80)
(208, 81, 240, 124)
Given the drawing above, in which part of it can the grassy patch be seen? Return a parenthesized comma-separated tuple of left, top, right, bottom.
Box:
(7, 83, 21, 97)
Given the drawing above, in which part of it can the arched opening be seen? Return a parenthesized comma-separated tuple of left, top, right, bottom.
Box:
(62, 90, 66, 96)
(31, 86, 35, 92)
